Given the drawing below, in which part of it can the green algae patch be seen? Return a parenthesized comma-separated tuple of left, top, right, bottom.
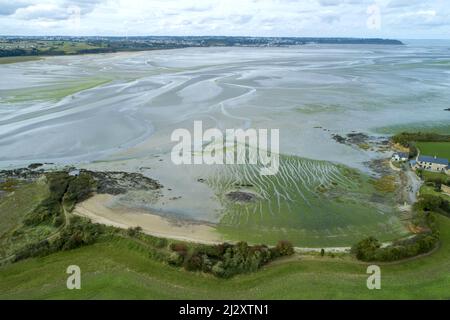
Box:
(3, 78, 112, 103)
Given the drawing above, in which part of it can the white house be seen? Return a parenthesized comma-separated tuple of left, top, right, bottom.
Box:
(391, 152, 408, 162)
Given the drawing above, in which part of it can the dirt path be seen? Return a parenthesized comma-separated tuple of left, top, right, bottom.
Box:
(405, 168, 422, 204)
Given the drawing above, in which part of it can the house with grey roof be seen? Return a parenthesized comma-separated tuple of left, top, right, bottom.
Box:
(415, 155, 449, 173)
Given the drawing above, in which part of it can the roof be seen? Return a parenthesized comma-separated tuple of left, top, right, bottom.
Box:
(394, 152, 409, 158)
(417, 155, 449, 165)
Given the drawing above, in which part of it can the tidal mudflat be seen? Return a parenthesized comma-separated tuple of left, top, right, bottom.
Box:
(1, 42, 449, 246)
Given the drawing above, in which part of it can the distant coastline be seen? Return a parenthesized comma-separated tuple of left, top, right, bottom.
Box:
(0, 36, 403, 61)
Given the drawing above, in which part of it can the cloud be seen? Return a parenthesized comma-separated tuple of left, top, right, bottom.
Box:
(0, 0, 31, 16)
(321, 14, 340, 24)
(0, 0, 449, 38)
(10, 0, 100, 20)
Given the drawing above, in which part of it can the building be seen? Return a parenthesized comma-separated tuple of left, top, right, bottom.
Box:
(391, 152, 409, 162)
(415, 155, 449, 172)
(442, 184, 450, 195)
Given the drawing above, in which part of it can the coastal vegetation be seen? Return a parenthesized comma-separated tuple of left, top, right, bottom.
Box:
(0, 170, 293, 279)
(391, 132, 450, 148)
(1, 214, 449, 299)
(0, 166, 449, 298)
(352, 132, 450, 263)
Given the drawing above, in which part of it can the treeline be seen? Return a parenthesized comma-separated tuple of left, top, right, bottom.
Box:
(392, 132, 450, 148)
(415, 194, 450, 218)
(352, 212, 439, 262)
(23, 171, 95, 227)
(13, 216, 110, 262)
(14, 214, 295, 278)
(351, 189, 450, 262)
(417, 169, 450, 186)
(167, 240, 294, 278)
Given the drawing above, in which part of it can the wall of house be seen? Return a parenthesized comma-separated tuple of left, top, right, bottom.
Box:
(442, 184, 450, 195)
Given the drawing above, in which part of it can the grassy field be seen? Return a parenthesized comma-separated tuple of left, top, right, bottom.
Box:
(0, 180, 48, 236)
(417, 142, 450, 160)
(0, 214, 448, 299)
(420, 185, 450, 202)
(0, 179, 57, 259)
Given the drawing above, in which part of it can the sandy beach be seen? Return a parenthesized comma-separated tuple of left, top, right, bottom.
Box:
(73, 194, 223, 244)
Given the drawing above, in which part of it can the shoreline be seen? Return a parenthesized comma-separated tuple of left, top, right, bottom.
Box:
(73, 194, 224, 245)
(73, 194, 353, 252)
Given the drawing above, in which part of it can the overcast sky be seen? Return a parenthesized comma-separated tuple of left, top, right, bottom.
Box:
(0, 0, 449, 39)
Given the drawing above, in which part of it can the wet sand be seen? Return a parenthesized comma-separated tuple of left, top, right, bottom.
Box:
(73, 194, 223, 244)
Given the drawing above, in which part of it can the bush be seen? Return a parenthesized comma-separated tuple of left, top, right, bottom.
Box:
(126, 226, 143, 237)
(275, 240, 295, 256)
(183, 253, 203, 271)
(414, 194, 450, 217)
(351, 237, 381, 261)
(167, 252, 184, 266)
(52, 217, 105, 251)
(352, 232, 439, 262)
(63, 173, 95, 210)
(13, 240, 52, 262)
(170, 242, 188, 255)
(211, 261, 226, 278)
(170, 240, 294, 277)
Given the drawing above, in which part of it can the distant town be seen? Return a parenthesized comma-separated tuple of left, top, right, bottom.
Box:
(0, 36, 403, 58)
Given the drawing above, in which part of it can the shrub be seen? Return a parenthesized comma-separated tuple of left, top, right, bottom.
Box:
(184, 253, 203, 271)
(126, 226, 143, 237)
(13, 240, 52, 262)
(167, 252, 184, 266)
(63, 173, 95, 210)
(352, 232, 439, 262)
(414, 194, 450, 217)
(211, 261, 226, 278)
(170, 242, 188, 255)
(274, 240, 295, 256)
(52, 217, 105, 251)
(351, 237, 381, 261)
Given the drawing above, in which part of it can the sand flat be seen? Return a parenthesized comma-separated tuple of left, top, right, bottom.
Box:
(73, 194, 223, 244)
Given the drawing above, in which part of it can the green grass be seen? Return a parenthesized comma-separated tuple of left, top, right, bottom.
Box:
(420, 185, 450, 202)
(421, 171, 450, 185)
(417, 142, 450, 160)
(0, 56, 42, 64)
(208, 155, 408, 247)
(0, 215, 449, 299)
(0, 179, 55, 259)
(4, 78, 112, 103)
(0, 180, 48, 237)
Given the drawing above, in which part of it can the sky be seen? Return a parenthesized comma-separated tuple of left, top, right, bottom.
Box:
(0, 0, 449, 39)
